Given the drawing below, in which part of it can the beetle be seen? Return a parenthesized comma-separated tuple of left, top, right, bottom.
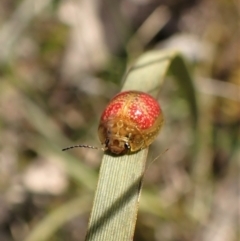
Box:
(62, 90, 164, 155)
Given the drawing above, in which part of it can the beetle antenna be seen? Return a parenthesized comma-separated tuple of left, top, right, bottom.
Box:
(62, 145, 105, 151)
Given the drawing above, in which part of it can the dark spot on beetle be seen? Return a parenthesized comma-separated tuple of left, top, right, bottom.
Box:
(125, 142, 130, 150)
(113, 139, 120, 146)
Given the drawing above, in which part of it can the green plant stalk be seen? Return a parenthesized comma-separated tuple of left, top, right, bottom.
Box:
(85, 150, 148, 240)
(85, 50, 197, 241)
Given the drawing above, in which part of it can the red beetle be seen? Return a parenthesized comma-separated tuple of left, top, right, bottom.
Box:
(63, 91, 164, 154)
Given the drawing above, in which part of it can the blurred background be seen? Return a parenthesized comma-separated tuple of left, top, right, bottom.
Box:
(0, 0, 240, 240)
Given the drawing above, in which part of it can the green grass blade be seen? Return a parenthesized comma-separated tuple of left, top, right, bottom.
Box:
(85, 49, 198, 240)
(85, 150, 148, 240)
(169, 55, 198, 126)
